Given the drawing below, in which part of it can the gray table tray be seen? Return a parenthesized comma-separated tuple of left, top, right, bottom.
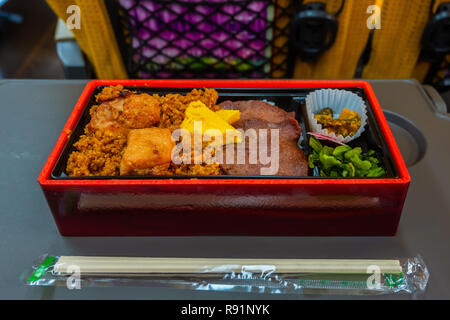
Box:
(0, 79, 449, 299)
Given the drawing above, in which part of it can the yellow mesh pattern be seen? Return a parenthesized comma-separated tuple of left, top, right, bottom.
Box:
(362, 0, 433, 79)
(294, 0, 374, 79)
(312, 0, 374, 79)
(46, 0, 442, 82)
(46, 0, 128, 79)
(272, 0, 291, 78)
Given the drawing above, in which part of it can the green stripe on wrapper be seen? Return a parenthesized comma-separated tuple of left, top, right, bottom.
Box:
(27, 256, 56, 283)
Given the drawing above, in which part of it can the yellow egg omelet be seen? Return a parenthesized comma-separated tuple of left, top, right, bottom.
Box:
(180, 101, 242, 144)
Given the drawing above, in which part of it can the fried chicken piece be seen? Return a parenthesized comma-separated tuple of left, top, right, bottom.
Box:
(95, 85, 127, 102)
(120, 128, 175, 175)
(86, 99, 127, 136)
(86, 93, 160, 136)
(119, 93, 161, 129)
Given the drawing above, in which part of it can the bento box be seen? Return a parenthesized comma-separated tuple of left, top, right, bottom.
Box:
(38, 80, 410, 236)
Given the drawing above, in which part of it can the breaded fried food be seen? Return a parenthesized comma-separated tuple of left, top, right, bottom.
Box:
(119, 93, 160, 129)
(87, 91, 160, 135)
(159, 88, 219, 131)
(95, 85, 128, 102)
(66, 130, 127, 177)
(67, 86, 222, 177)
(120, 128, 175, 175)
(86, 99, 128, 136)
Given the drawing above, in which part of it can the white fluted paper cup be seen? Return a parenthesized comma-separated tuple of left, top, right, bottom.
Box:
(306, 89, 368, 144)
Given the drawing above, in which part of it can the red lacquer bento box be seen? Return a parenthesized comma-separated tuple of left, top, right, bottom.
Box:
(38, 80, 410, 236)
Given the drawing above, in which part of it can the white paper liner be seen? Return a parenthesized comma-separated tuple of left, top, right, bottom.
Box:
(306, 89, 368, 144)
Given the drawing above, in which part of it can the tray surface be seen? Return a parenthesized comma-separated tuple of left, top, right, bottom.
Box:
(383, 110, 427, 167)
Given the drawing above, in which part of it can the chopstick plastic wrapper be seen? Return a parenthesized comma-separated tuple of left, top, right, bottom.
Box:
(25, 255, 429, 296)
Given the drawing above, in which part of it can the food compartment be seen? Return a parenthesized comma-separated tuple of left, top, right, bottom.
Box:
(51, 86, 398, 180)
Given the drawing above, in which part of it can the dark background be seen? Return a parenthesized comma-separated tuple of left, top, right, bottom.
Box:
(0, 0, 64, 79)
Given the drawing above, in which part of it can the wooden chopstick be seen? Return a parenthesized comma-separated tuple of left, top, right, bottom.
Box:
(54, 256, 402, 275)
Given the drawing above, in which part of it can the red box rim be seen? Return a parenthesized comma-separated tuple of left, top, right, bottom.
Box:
(38, 80, 410, 187)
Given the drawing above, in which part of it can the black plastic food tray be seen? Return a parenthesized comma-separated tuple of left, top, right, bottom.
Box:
(51, 86, 398, 180)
